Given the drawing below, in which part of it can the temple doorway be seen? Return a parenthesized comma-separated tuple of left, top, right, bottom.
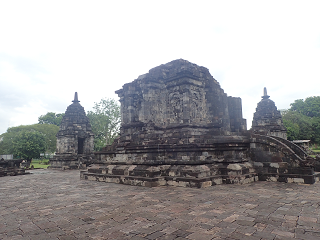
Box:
(78, 138, 85, 154)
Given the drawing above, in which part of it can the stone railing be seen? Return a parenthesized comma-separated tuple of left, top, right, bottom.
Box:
(250, 134, 303, 165)
(271, 136, 308, 160)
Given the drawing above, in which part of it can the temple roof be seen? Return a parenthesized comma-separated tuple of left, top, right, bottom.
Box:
(135, 59, 218, 84)
(57, 92, 93, 134)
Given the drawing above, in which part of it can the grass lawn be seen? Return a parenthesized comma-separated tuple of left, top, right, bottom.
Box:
(31, 159, 50, 169)
(313, 149, 320, 153)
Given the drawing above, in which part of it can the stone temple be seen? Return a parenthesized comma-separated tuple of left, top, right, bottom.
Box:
(50, 93, 94, 170)
(252, 87, 287, 139)
(81, 59, 317, 187)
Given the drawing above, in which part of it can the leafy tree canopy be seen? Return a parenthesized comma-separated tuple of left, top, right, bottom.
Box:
(282, 110, 313, 141)
(290, 96, 320, 118)
(38, 112, 65, 126)
(0, 124, 59, 155)
(12, 130, 46, 161)
(87, 98, 121, 151)
(282, 96, 320, 144)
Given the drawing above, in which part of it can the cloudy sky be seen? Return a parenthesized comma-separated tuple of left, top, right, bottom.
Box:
(1, 1, 320, 134)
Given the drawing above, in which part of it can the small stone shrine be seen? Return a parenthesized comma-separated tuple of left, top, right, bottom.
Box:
(251, 87, 287, 139)
(50, 93, 94, 170)
(81, 60, 317, 187)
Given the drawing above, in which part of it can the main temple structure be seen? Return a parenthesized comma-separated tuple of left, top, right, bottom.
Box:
(81, 59, 317, 187)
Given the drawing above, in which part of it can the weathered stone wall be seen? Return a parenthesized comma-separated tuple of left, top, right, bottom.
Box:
(117, 60, 239, 130)
(113, 59, 247, 151)
(96, 135, 251, 165)
(228, 97, 247, 133)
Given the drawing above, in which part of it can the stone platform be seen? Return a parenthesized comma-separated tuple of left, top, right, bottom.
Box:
(49, 154, 92, 170)
(2, 169, 320, 239)
(82, 135, 258, 188)
(81, 163, 258, 188)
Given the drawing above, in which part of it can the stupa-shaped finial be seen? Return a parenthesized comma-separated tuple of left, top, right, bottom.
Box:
(72, 92, 80, 103)
(262, 87, 270, 99)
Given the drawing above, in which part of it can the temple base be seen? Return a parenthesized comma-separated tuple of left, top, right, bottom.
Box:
(80, 163, 258, 188)
(49, 154, 93, 170)
(255, 165, 320, 184)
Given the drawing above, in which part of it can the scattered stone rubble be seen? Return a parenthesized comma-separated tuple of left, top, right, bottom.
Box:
(0, 158, 26, 177)
(80, 59, 319, 187)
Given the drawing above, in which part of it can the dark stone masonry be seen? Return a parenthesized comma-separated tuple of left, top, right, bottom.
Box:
(49, 92, 94, 170)
(81, 59, 318, 187)
(0, 158, 25, 177)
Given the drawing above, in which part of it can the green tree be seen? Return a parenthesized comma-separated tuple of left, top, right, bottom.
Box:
(311, 117, 320, 144)
(87, 98, 121, 151)
(12, 130, 46, 165)
(0, 124, 59, 155)
(38, 112, 65, 126)
(282, 118, 300, 140)
(290, 96, 320, 118)
(0, 131, 16, 155)
(282, 110, 313, 141)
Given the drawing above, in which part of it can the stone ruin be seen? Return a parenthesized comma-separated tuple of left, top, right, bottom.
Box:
(79, 59, 317, 187)
(0, 157, 26, 177)
(49, 93, 94, 170)
(82, 59, 254, 187)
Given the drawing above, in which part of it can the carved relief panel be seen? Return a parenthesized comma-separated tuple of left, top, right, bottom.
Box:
(188, 85, 207, 124)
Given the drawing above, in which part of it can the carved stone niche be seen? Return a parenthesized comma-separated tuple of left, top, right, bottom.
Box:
(49, 93, 94, 170)
(81, 59, 256, 187)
